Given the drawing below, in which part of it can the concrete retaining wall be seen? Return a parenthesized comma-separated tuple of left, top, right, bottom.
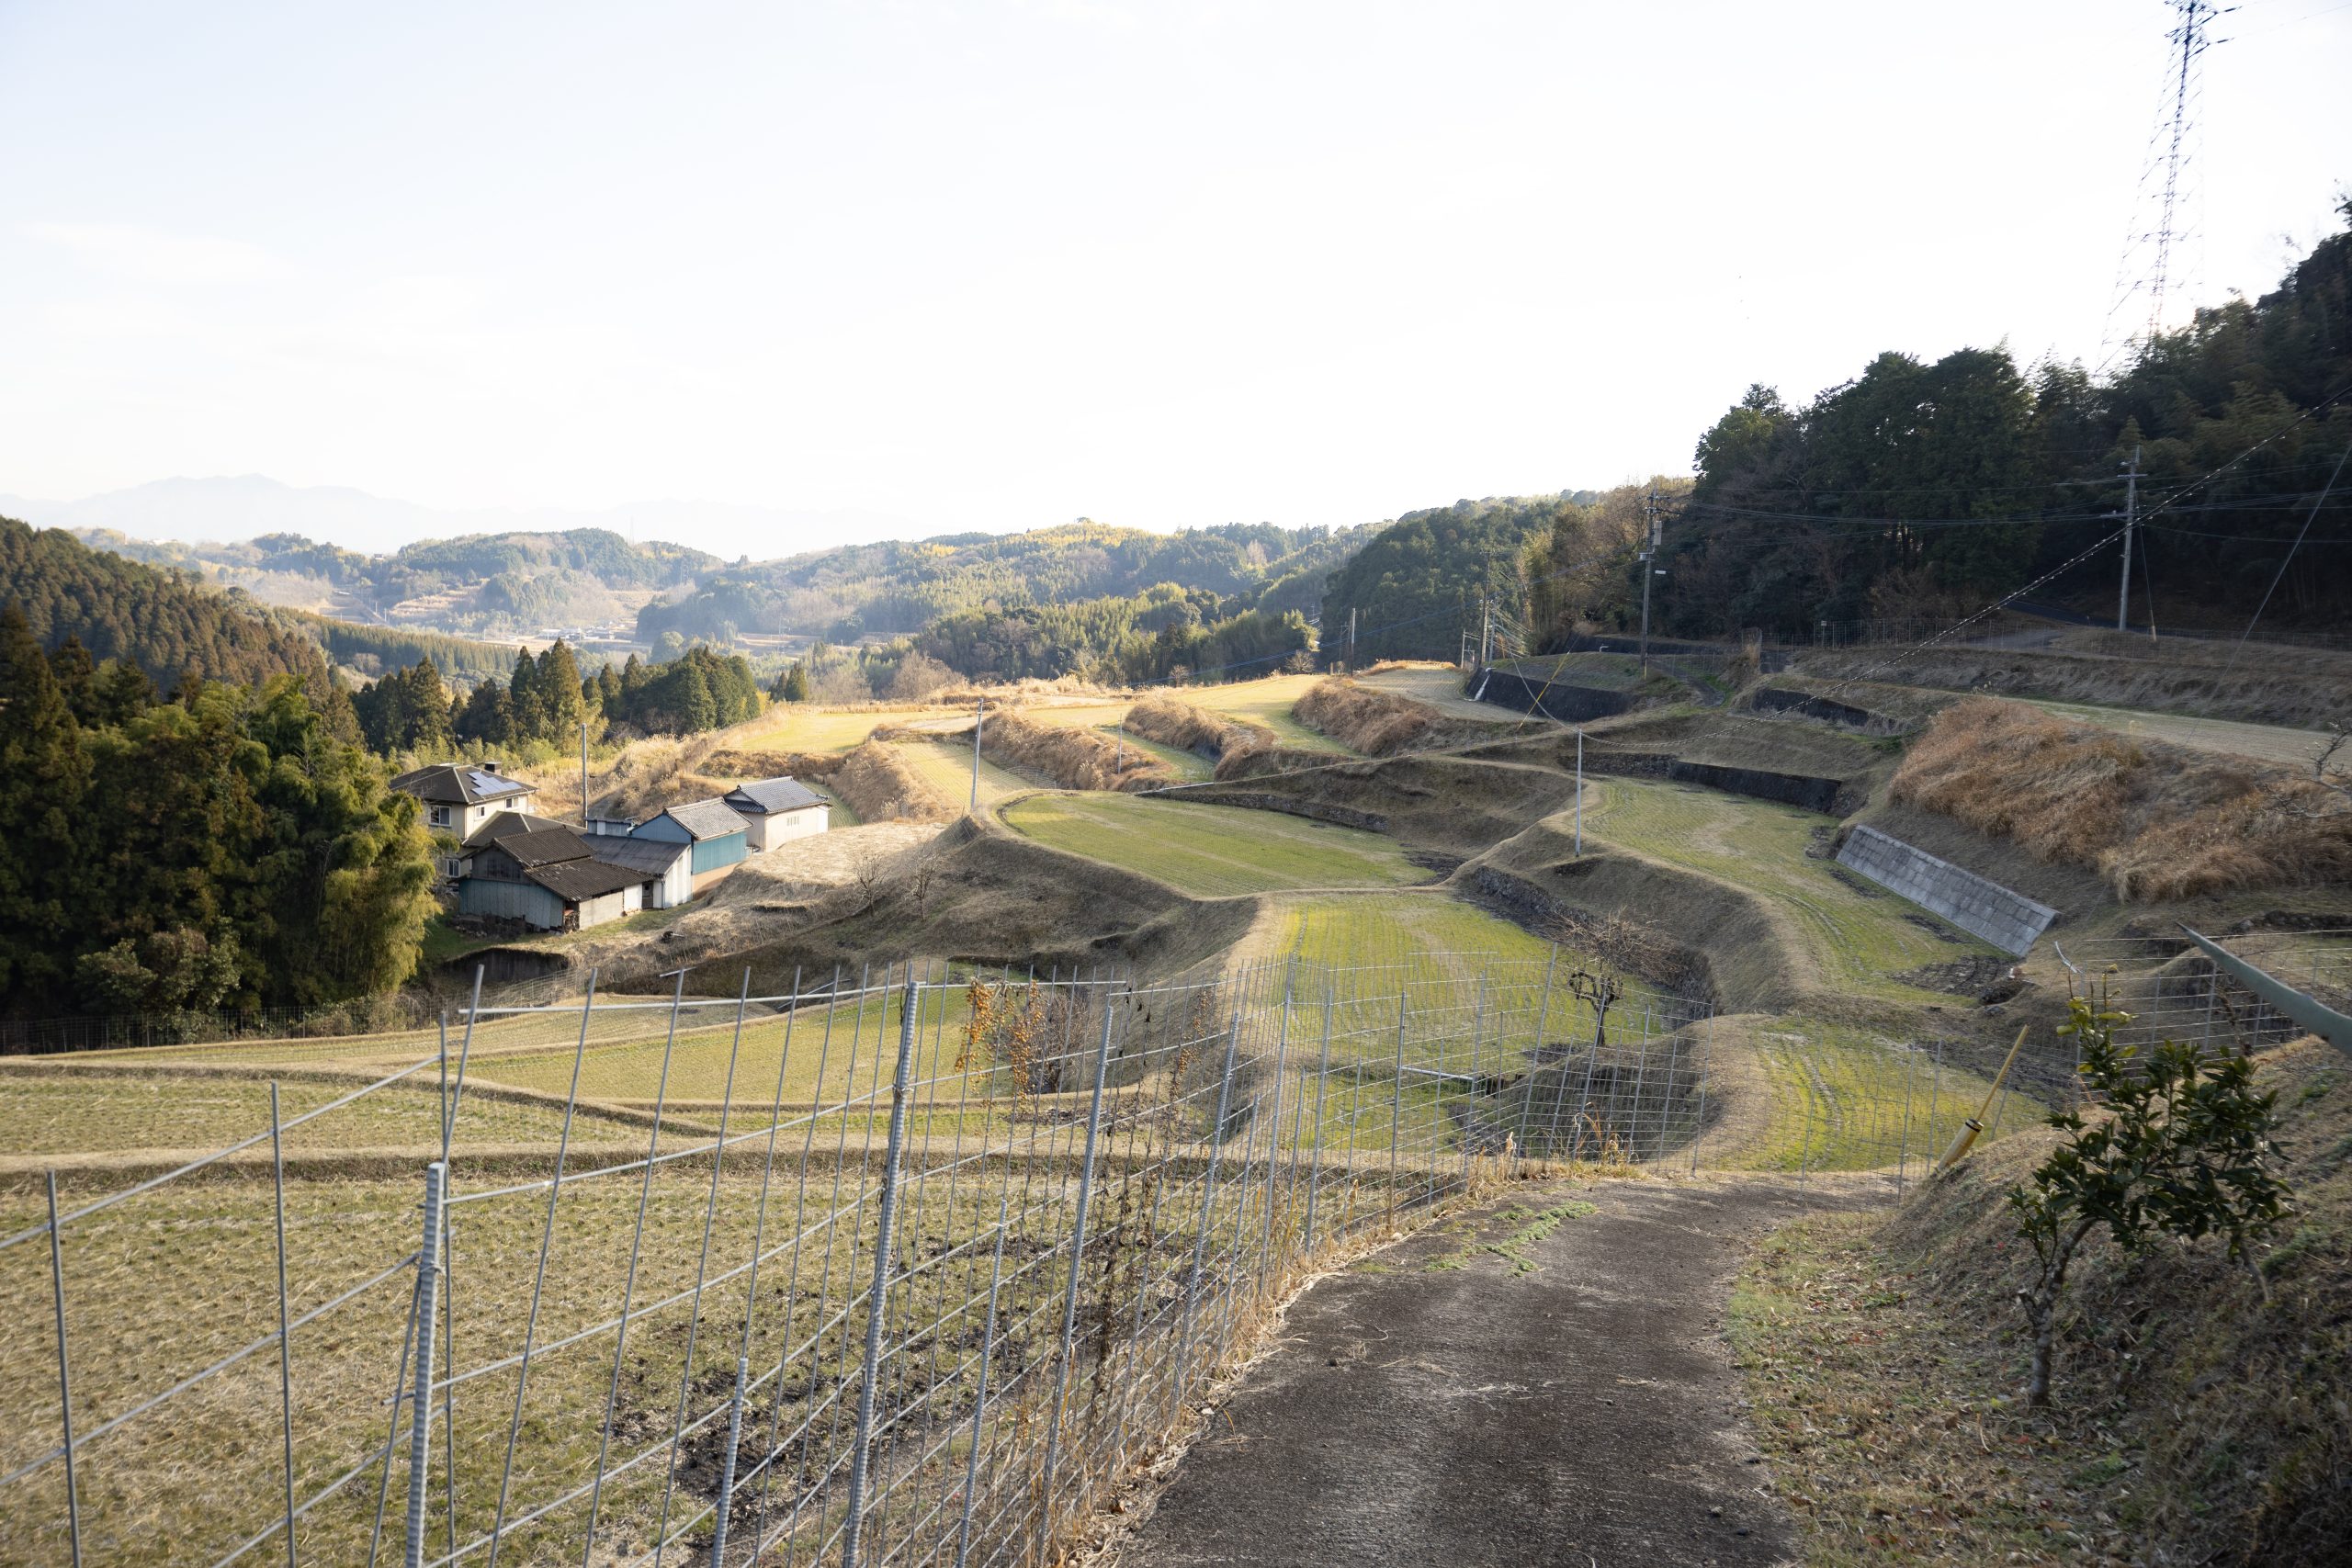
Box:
(1749, 687, 1886, 730)
(1837, 825, 2057, 956)
(1470, 671, 1631, 724)
(1667, 759, 1847, 814)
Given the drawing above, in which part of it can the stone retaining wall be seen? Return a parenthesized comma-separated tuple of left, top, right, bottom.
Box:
(1836, 825, 2057, 956)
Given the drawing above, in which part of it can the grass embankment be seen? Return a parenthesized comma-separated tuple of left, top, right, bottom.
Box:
(1295, 677, 1452, 755)
(1789, 633, 2352, 729)
(1732, 1037, 2352, 1565)
(830, 736, 958, 820)
(1725, 1022, 2043, 1174)
(1893, 697, 2352, 901)
(1000, 795, 1427, 897)
(1123, 693, 1276, 764)
(1578, 777, 1984, 1007)
(975, 709, 1174, 792)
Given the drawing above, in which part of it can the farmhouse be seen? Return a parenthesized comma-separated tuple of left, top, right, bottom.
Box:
(389, 762, 539, 840)
(722, 776, 830, 852)
(632, 798, 752, 891)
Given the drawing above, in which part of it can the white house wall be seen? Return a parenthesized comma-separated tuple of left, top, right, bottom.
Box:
(748, 807, 829, 852)
(576, 888, 629, 930)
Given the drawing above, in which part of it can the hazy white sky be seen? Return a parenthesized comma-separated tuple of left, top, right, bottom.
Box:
(2, 0, 2346, 540)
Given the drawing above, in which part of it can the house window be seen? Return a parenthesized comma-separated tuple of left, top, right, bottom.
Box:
(430, 805, 452, 829)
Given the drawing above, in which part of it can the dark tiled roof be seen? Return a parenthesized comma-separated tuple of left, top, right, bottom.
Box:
(724, 776, 826, 815)
(657, 799, 750, 840)
(461, 811, 569, 851)
(526, 859, 644, 902)
(494, 829, 596, 867)
(390, 762, 539, 807)
(589, 836, 690, 874)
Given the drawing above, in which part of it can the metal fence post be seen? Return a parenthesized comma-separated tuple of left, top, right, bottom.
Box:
(1520, 945, 1558, 1164)
(45, 1171, 82, 1568)
(271, 1083, 299, 1568)
(842, 975, 922, 1568)
(1688, 1010, 1713, 1177)
(1035, 992, 1119, 1566)
(707, 1356, 750, 1567)
(955, 1207, 1011, 1568)
(1388, 990, 1408, 1222)
(1301, 991, 1335, 1255)
(1171, 1005, 1244, 1420)
(403, 1160, 447, 1568)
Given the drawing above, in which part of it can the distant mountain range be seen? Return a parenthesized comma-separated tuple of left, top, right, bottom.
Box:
(0, 474, 926, 560)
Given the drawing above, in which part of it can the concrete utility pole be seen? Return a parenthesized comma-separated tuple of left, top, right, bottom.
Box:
(1639, 490, 1662, 672)
(970, 702, 983, 813)
(1574, 727, 1585, 856)
(1347, 605, 1357, 672)
(1478, 594, 1492, 669)
(580, 721, 590, 829)
(2116, 444, 2142, 632)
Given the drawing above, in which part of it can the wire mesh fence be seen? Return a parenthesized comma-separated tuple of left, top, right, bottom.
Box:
(2066, 926, 2352, 1062)
(0, 948, 1718, 1568)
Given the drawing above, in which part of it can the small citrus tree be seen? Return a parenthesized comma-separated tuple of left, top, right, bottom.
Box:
(2008, 987, 2291, 1407)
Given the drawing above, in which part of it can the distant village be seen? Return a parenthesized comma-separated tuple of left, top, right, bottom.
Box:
(390, 761, 830, 933)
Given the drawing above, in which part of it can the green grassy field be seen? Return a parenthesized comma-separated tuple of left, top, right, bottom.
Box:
(1001, 795, 1427, 897)
(891, 734, 1044, 808)
(1579, 777, 1990, 1003)
(1727, 1021, 2046, 1173)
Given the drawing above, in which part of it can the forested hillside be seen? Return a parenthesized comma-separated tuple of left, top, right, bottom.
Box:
(292, 612, 520, 682)
(638, 519, 1371, 648)
(1657, 197, 2352, 639)
(86, 525, 717, 636)
(1317, 496, 1593, 662)
(1, 517, 333, 688)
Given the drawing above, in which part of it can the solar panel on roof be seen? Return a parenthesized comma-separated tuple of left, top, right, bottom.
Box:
(468, 771, 521, 795)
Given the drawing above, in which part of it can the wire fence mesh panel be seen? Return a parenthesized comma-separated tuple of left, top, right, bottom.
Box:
(3, 951, 1596, 1568)
(2071, 928, 2352, 1064)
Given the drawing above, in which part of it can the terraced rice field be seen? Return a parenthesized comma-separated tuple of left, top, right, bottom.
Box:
(1000, 795, 1427, 897)
(732, 702, 956, 755)
(892, 735, 1049, 807)
(1579, 777, 1991, 1003)
(1729, 1021, 2047, 1173)
(0, 1067, 660, 1158)
(1181, 672, 1353, 751)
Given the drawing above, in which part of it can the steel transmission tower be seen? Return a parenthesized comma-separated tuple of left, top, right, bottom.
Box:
(2144, 0, 2219, 340)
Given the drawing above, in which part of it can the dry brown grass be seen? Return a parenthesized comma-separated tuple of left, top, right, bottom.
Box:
(1891, 698, 2352, 902)
(976, 710, 1175, 793)
(1293, 678, 1442, 756)
(831, 736, 957, 821)
(1123, 694, 1276, 763)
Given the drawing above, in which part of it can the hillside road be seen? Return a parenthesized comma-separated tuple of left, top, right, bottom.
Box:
(1112, 1177, 1886, 1568)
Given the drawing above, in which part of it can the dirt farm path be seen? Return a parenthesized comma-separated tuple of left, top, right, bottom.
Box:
(1112, 1176, 1886, 1568)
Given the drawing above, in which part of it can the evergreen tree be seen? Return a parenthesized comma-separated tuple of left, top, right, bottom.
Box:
(456, 675, 515, 746)
(0, 604, 89, 1000)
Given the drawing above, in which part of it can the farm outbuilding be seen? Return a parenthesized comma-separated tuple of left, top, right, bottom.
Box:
(585, 833, 695, 910)
(632, 798, 751, 890)
(723, 776, 831, 852)
(454, 821, 646, 931)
